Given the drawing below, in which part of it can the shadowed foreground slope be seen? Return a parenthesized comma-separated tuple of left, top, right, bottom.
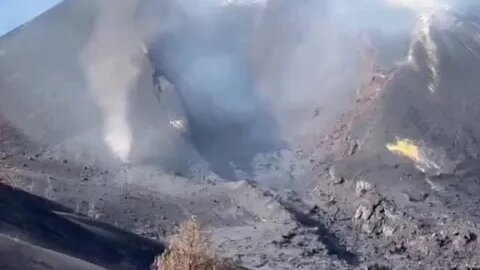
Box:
(0, 183, 164, 270)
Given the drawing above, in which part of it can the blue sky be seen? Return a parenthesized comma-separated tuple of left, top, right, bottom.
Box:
(0, 0, 63, 36)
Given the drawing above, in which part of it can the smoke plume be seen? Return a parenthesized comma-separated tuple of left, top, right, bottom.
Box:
(82, 0, 143, 162)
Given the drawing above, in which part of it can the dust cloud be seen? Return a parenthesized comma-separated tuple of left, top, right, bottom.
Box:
(82, 0, 144, 162)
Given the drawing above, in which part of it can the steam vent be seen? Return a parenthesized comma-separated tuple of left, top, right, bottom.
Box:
(1, 0, 480, 269)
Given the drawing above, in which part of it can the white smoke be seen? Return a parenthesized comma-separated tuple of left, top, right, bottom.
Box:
(386, 0, 443, 11)
(384, 0, 478, 13)
(82, 0, 143, 162)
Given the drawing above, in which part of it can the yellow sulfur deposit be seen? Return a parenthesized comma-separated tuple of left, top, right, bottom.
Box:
(386, 139, 420, 162)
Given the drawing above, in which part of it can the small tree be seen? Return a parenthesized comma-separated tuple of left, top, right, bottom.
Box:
(152, 217, 232, 270)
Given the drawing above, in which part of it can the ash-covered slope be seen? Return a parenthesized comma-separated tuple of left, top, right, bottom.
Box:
(0, 2, 205, 268)
(302, 6, 480, 269)
(322, 4, 480, 224)
(0, 0, 203, 175)
(0, 183, 164, 270)
(0, 0, 100, 145)
(359, 10, 480, 168)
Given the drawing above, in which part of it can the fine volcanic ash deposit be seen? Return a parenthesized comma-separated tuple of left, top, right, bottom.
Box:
(1, 0, 480, 269)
